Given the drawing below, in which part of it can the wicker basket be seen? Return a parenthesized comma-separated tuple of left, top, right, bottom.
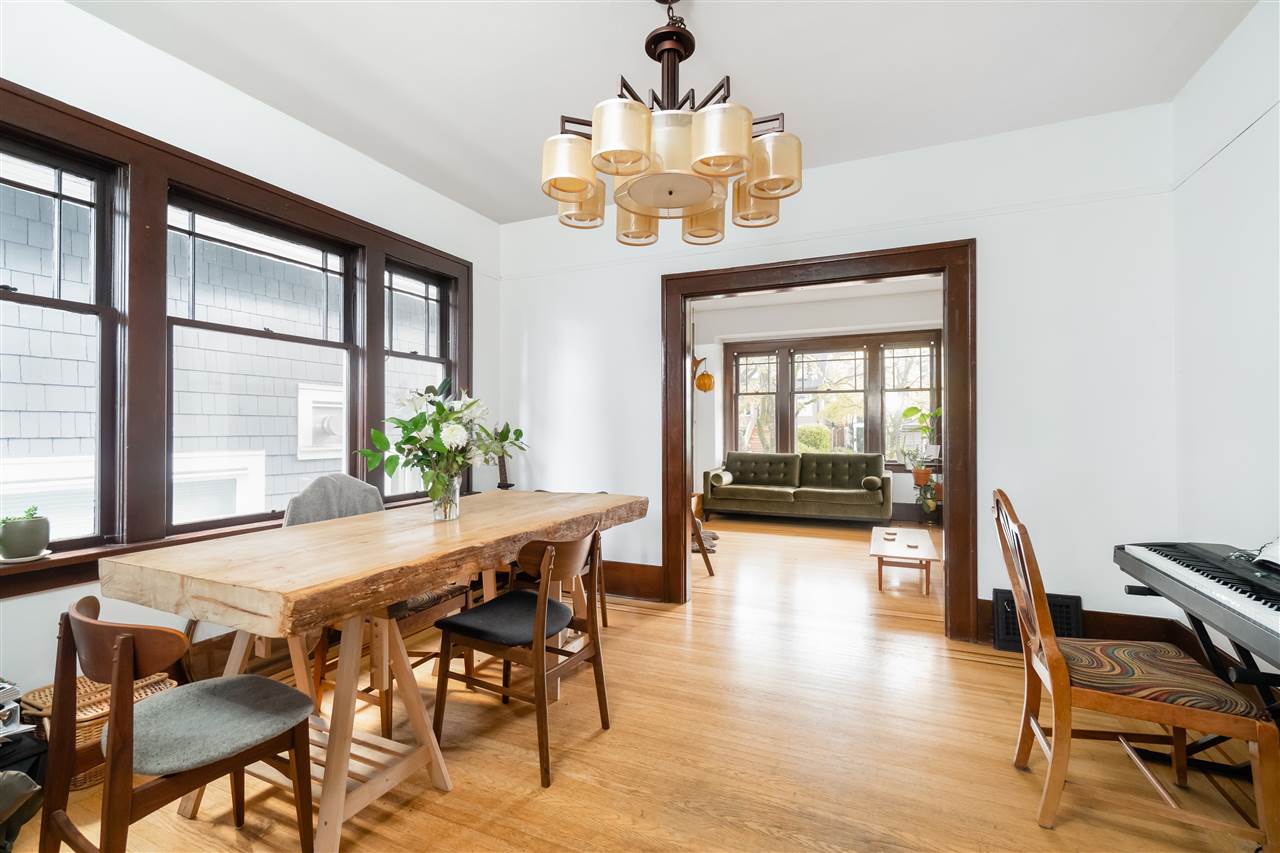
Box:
(21, 673, 176, 790)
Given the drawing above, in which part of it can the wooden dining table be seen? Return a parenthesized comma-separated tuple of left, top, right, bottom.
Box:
(98, 489, 648, 852)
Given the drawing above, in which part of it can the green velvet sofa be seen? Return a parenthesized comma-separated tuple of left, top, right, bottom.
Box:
(701, 451, 892, 522)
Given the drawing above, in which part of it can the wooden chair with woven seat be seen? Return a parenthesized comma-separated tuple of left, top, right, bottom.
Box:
(40, 597, 314, 853)
(992, 489, 1280, 851)
(432, 525, 609, 787)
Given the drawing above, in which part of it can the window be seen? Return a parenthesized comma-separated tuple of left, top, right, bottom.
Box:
(166, 201, 351, 528)
(384, 265, 450, 495)
(733, 353, 777, 452)
(0, 145, 114, 545)
(725, 330, 940, 464)
(793, 350, 866, 453)
(882, 344, 936, 461)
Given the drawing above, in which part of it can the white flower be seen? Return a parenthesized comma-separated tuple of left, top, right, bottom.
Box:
(440, 422, 469, 450)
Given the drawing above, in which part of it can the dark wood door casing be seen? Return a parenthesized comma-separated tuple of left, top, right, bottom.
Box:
(661, 240, 978, 641)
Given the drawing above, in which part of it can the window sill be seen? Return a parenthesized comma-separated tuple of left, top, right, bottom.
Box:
(885, 460, 943, 474)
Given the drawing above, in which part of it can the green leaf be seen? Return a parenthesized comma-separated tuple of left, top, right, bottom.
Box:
(902, 406, 921, 419)
(513, 428, 523, 441)
(384, 454, 401, 478)
(370, 428, 391, 452)
(429, 435, 448, 453)
(437, 376, 452, 399)
(355, 448, 383, 471)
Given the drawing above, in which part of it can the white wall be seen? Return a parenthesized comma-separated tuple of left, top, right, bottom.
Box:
(0, 0, 503, 691)
(1171, 1, 1279, 545)
(689, 286, 943, 492)
(500, 103, 1184, 622)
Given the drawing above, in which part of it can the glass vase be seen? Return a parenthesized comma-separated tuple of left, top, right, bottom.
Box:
(432, 474, 461, 521)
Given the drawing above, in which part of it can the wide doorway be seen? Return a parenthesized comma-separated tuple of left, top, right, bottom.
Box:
(660, 241, 977, 640)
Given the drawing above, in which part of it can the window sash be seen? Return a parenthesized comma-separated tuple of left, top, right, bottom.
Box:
(0, 139, 116, 548)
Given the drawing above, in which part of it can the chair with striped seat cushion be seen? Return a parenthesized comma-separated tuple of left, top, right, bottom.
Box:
(992, 489, 1279, 850)
(1058, 639, 1269, 720)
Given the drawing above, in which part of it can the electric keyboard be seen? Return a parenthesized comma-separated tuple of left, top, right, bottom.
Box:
(1114, 542, 1280, 669)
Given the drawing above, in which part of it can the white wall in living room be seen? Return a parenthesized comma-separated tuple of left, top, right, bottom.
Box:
(1171, 1, 1278, 547)
(0, 1, 504, 690)
(500, 101, 1181, 617)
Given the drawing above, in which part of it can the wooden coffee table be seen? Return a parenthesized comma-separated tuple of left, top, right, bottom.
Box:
(870, 526, 940, 595)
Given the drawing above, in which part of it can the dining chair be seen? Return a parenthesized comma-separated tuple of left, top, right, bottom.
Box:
(432, 526, 609, 787)
(523, 490, 610, 626)
(992, 489, 1279, 850)
(40, 597, 314, 853)
(286, 473, 470, 737)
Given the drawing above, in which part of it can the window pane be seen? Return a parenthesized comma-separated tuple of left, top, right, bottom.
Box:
(326, 272, 342, 342)
(428, 298, 440, 357)
(192, 212, 324, 268)
(383, 355, 445, 495)
(0, 152, 56, 192)
(736, 354, 776, 393)
(172, 236, 338, 341)
(390, 290, 427, 353)
(795, 392, 865, 453)
(59, 200, 95, 304)
(0, 184, 55, 297)
(736, 394, 776, 452)
(0, 302, 99, 539)
(167, 205, 192, 230)
(884, 344, 932, 390)
(62, 173, 95, 203)
(884, 389, 934, 462)
(170, 325, 347, 523)
(167, 230, 191, 316)
(388, 271, 427, 297)
(794, 350, 864, 392)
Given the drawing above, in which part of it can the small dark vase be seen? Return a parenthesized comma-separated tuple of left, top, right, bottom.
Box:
(496, 456, 515, 490)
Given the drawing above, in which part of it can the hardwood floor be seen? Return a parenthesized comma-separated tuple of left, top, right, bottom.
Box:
(20, 516, 1258, 851)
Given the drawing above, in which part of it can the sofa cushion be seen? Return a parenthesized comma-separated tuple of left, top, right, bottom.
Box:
(713, 484, 796, 502)
(861, 475, 882, 491)
(794, 487, 882, 506)
(725, 451, 801, 487)
(799, 453, 884, 489)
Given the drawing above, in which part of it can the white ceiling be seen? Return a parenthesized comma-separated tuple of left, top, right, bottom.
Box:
(691, 274, 941, 312)
(75, 1, 1252, 224)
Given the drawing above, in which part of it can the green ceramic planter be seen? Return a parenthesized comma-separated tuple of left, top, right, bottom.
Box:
(0, 516, 49, 559)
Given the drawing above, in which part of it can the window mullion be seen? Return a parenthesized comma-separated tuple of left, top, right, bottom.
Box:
(778, 347, 792, 453)
(867, 345, 884, 455)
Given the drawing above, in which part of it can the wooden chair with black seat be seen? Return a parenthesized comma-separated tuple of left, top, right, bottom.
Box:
(40, 597, 314, 853)
(992, 489, 1280, 851)
(432, 525, 609, 787)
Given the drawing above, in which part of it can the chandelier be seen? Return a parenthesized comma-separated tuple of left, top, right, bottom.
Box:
(539, 0, 802, 246)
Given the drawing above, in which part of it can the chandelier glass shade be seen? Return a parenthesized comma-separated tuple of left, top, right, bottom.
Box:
(746, 131, 803, 199)
(539, 0, 801, 246)
(732, 178, 779, 227)
(591, 98, 652, 176)
(558, 178, 606, 228)
(540, 134, 595, 202)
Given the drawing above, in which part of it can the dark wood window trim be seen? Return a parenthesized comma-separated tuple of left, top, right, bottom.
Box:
(662, 241, 978, 641)
(0, 78, 472, 586)
(0, 134, 119, 550)
(721, 328, 941, 461)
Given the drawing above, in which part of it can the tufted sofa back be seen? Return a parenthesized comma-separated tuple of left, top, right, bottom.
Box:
(725, 451, 801, 487)
(799, 453, 884, 489)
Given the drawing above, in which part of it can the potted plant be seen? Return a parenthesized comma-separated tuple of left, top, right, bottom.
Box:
(915, 479, 942, 525)
(0, 505, 50, 560)
(901, 405, 942, 486)
(477, 421, 527, 490)
(357, 378, 486, 521)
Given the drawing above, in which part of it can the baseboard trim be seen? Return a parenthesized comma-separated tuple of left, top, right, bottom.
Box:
(603, 560, 664, 601)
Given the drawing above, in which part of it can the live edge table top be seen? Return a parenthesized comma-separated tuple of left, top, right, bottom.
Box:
(99, 490, 649, 639)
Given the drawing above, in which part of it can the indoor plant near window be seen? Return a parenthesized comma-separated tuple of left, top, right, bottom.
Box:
(477, 422, 527, 490)
(0, 505, 50, 560)
(357, 378, 484, 521)
(901, 405, 942, 486)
